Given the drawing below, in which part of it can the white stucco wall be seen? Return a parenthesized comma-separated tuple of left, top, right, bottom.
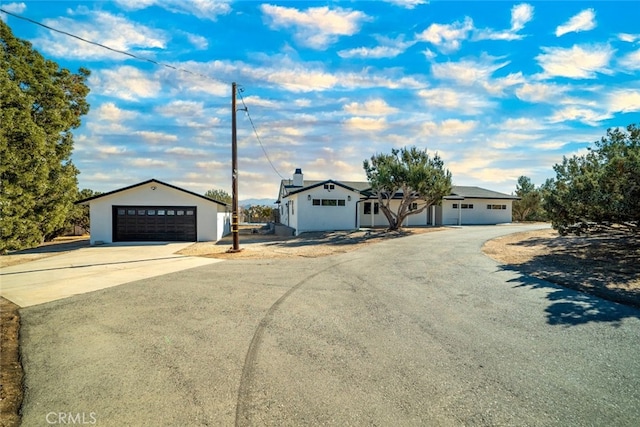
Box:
(440, 199, 513, 225)
(294, 186, 359, 234)
(87, 182, 227, 244)
(359, 200, 431, 228)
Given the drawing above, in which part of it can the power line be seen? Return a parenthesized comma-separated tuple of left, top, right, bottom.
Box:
(1, 7, 287, 180)
(237, 88, 286, 180)
(0, 8, 215, 82)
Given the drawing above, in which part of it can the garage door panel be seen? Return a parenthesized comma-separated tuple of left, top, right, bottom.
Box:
(113, 206, 197, 242)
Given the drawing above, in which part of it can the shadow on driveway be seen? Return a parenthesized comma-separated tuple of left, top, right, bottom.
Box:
(505, 273, 640, 327)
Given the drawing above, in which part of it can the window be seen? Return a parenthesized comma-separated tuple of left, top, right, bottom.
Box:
(323, 184, 335, 190)
(291, 201, 294, 214)
(453, 204, 458, 209)
(167, 210, 175, 215)
(313, 199, 345, 207)
(186, 210, 194, 215)
(461, 204, 473, 209)
(177, 210, 184, 215)
(147, 210, 156, 215)
(127, 209, 136, 215)
(364, 202, 372, 214)
(487, 204, 507, 210)
(138, 209, 146, 215)
(157, 210, 165, 215)
(118, 209, 126, 215)
(409, 202, 418, 211)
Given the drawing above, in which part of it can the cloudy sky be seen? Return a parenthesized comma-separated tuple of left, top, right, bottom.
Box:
(2, 1, 639, 200)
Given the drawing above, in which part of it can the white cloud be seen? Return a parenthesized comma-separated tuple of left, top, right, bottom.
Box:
(431, 57, 509, 86)
(135, 131, 178, 143)
(510, 3, 534, 32)
(156, 100, 205, 118)
(474, 3, 533, 41)
(383, 0, 428, 9)
(344, 117, 388, 131)
(417, 88, 493, 115)
(129, 158, 172, 168)
(94, 102, 138, 122)
(555, 9, 596, 37)
(0, 2, 26, 22)
(516, 82, 568, 103)
(114, 0, 231, 21)
(548, 106, 611, 126)
(343, 99, 398, 116)
(415, 17, 473, 53)
(619, 49, 640, 71)
(607, 89, 640, 113)
(422, 119, 478, 136)
(535, 44, 613, 79)
(339, 35, 415, 59)
(184, 32, 208, 50)
(499, 117, 547, 131)
(618, 33, 640, 43)
(165, 147, 208, 156)
(261, 4, 369, 49)
(90, 66, 161, 100)
(36, 10, 167, 60)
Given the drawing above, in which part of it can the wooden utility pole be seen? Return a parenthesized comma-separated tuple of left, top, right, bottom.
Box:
(229, 82, 241, 252)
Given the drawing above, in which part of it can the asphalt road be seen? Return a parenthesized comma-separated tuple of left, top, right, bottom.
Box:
(19, 225, 640, 426)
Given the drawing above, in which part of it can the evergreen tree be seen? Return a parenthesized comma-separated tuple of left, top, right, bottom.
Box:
(512, 176, 545, 222)
(204, 188, 232, 204)
(543, 124, 639, 235)
(1, 21, 90, 252)
(363, 147, 452, 230)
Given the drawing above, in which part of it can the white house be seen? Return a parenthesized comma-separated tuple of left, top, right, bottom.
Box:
(277, 169, 518, 234)
(77, 179, 231, 245)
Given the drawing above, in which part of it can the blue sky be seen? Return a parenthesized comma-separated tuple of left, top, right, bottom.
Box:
(2, 1, 639, 199)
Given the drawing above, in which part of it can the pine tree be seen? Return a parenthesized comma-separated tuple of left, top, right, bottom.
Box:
(1, 21, 90, 252)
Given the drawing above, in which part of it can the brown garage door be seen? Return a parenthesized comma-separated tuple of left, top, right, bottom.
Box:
(113, 206, 197, 242)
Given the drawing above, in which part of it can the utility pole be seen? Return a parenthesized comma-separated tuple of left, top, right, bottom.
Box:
(229, 82, 241, 252)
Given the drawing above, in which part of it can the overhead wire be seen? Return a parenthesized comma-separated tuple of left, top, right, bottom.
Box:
(237, 87, 286, 180)
(0, 7, 286, 179)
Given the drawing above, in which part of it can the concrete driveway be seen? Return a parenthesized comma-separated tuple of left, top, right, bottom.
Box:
(0, 242, 222, 307)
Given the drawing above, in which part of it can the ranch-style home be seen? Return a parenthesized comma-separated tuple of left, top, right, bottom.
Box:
(76, 179, 231, 245)
(277, 169, 518, 234)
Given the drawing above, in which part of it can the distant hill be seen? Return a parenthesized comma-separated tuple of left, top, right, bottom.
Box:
(240, 198, 277, 208)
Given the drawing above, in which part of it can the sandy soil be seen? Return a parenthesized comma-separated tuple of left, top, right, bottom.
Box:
(483, 228, 640, 308)
(177, 227, 441, 259)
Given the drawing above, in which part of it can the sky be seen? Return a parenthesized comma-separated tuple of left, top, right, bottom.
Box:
(2, 1, 639, 201)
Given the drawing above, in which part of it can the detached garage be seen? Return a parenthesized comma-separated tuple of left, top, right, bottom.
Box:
(77, 179, 231, 245)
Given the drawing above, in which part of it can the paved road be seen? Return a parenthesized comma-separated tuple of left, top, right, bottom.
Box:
(20, 225, 640, 426)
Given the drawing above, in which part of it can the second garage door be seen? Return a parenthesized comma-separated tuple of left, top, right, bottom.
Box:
(113, 206, 197, 242)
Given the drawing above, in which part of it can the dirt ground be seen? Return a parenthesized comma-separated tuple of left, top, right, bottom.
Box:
(0, 298, 22, 427)
(1, 226, 639, 426)
(483, 228, 640, 308)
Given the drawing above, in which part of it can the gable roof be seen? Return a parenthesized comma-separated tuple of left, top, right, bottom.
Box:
(278, 178, 517, 202)
(447, 186, 518, 200)
(75, 178, 228, 206)
(278, 179, 371, 202)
